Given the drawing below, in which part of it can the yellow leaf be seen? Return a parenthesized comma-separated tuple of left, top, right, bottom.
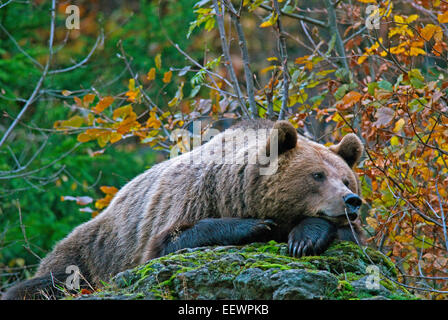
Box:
(155, 53, 162, 69)
(438, 11, 448, 23)
(260, 65, 276, 74)
(113, 104, 133, 120)
(409, 47, 426, 56)
(62, 90, 72, 96)
(110, 132, 122, 144)
(406, 14, 418, 24)
(393, 118, 405, 132)
(58, 115, 84, 129)
(357, 55, 368, 64)
(128, 78, 136, 91)
(259, 12, 278, 28)
(357, 0, 376, 3)
(163, 70, 172, 83)
(390, 135, 399, 146)
(147, 68, 156, 81)
(77, 132, 93, 143)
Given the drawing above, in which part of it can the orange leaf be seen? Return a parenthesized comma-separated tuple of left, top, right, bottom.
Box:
(74, 96, 83, 107)
(93, 96, 114, 114)
(100, 186, 118, 195)
(147, 68, 156, 81)
(337, 91, 363, 110)
(83, 94, 96, 106)
(438, 11, 448, 24)
(163, 71, 172, 83)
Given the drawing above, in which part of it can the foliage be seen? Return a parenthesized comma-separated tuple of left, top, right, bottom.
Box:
(1, 0, 448, 299)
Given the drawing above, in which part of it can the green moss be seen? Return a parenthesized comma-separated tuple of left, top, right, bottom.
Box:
(77, 241, 416, 300)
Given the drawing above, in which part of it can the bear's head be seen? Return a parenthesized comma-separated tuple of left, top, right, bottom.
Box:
(263, 121, 363, 225)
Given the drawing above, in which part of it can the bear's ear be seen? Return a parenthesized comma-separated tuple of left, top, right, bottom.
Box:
(329, 133, 363, 167)
(266, 120, 298, 156)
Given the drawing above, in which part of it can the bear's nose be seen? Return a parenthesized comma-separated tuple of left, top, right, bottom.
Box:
(343, 194, 362, 220)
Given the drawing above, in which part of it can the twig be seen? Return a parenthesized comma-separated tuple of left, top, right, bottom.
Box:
(16, 199, 41, 261)
(324, 0, 349, 71)
(0, 22, 43, 69)
(259, 3, 327, 28)
(212, 0, 250, 118)
(272, 0, 289, 120)
(225, 0, 257, 117)
(49, 32, 103, 75)
(0, 0, 56, 149)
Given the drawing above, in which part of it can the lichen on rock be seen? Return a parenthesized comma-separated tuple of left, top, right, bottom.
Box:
(77, 241, 416, 300)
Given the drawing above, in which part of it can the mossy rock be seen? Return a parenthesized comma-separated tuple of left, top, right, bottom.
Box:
(78, 241, 416, 300)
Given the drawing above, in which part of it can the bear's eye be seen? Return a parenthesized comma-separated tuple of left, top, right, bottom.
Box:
(343, 179, 350, 187)
(312, 172, 326, 182)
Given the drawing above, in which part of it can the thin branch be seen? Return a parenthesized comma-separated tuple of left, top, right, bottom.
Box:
(225, 0, 257, 117)
(212, 0, 251, 118)
(272, 0, 289, 120)
(16, 199, 42, 261)
(324, 0, 349, 71)
(259, 3, 327, 28)
(49, 31, 104, 75)
(0, 22, 43, 69)
(0, 0, 15, 10)
(0, 0, 56, 149)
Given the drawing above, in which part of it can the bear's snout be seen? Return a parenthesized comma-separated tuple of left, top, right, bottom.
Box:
(343, 194, 362, 220)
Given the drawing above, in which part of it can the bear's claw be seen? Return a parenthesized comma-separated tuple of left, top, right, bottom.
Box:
(287, 218, 337, 258)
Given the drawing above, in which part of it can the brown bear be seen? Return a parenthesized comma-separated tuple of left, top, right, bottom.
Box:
(2, 120, 364, 300)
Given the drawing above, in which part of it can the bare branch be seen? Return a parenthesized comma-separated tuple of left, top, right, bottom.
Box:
(16, 199, 42, 261)
(324, 0, 349, 71)
(212, 0, 251, 118)
(225, 0, 257, 117)
(0, 22, 43, 69)
(0, 0, 56, 149)
(272, 0, 289, 120)
(49, 32, 104, 75)
(259, 3, 327, 28)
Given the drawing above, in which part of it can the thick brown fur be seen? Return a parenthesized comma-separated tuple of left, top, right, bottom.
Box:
(2, 120, 364, 300)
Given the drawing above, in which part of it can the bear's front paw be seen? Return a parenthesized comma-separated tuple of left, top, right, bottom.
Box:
(238, 219, 277, 243)
(288, 218, 337, 257)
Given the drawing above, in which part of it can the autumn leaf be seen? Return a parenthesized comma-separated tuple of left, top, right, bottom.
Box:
(259, 12, 278, 28)
(336, 91, 363, 110)
(163, 70, 172, 83)
(125, 79, 141, 102)
(83, 94, 96, 106)
(420, 24, 440, 41)
(100, 186, 118, 195)
(393, 118, 405, 132)
(54, 115, 84, 129)
(438, 11, 448, 24)
(92, 96, 114, 114)
(113, 104, 133, 120)
(146, 111, 162, 129)
(147, 68, 156, 81)
(95, 186, 118, 210)
(155, 53, 162, 69)
(373, 107, 394, 127)
(74, 96, 83, 107)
